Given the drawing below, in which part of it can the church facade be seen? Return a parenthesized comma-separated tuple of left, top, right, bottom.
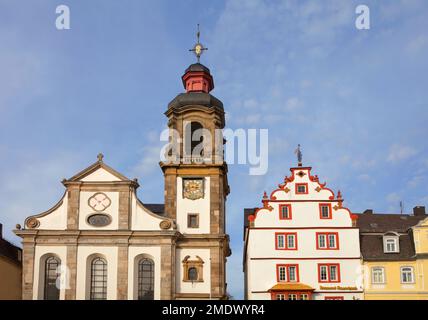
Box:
(14, 61, 231, 300)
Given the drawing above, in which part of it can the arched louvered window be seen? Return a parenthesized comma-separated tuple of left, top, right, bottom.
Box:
(90, 257, 107, 300)
(185, 121, 204, 158)
(44, 256, 60, 300)
(138, 258, 154, 300)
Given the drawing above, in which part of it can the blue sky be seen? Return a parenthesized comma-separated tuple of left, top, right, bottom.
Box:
(1, 0, 428, 299)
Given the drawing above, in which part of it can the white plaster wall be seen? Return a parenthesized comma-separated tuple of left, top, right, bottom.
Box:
(80, 168, 121, 182)
(248, 229, 360, 258)
(131, 192, 169, 231)
(176, 248, 211, 294)
(254, 202, 353, 228)
(127, 246, 161, 300)
(176, 177, 210, 234)
(75, 246, 118, 300)
(248, 292, 271, 300)
(33, 246, 67, 300)
(78, 191, 119, 230)
(313, 292, 363, 300)
(247, 259, 362, 300)
(37, 195, 68, 230)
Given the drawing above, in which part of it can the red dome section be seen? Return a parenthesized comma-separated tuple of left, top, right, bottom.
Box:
(181, 63, 214, 93)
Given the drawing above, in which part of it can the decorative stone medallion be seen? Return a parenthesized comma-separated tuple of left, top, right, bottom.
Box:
(183, 178, 204, 200)
(88, 192, 111, 212)
(87, 213, 112, 227)
(159, 220, 172, 230)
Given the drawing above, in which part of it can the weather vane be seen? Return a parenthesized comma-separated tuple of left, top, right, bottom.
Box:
(294, 144, 303, 166)
(189, 24, 208, 63)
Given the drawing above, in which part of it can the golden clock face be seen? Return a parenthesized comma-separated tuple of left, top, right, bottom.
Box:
(183, 178, 204, 200)
(88, 192, 111, 212)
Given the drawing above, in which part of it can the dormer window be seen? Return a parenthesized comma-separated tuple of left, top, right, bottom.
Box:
(383, 235, 399, 253)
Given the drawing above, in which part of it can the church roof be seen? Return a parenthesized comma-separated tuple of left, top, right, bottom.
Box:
(167, 92, 224, 111)
(184, 63, 211, 74)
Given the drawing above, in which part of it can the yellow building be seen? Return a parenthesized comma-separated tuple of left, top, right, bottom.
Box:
(358, 207, 428, 300)
(0, 223, 22, 300)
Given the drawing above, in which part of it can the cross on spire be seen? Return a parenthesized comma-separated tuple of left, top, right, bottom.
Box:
(189, 24, 208, 63)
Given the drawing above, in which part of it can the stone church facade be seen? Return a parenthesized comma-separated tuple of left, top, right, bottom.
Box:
(14, 62, 231, 300)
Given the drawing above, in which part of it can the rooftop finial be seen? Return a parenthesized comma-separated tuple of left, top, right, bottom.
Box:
(97, 153, 104, 162)
(189, 24, 208, 63)
(294, 144, 302, 167)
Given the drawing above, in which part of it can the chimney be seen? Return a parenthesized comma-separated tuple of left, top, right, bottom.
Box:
(363, 209, 373, 215)
(413, 206, 426, 216)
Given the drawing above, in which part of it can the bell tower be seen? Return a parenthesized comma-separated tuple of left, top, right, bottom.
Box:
(159, 27, 231, 299)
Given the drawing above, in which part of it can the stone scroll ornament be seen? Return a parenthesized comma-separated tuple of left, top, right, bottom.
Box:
(159, 220, 172, 230)
(183, 179, 204, 200)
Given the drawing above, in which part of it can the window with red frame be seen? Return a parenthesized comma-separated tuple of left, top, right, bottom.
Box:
(276, 264, 299, 282)
(272, 292, 311, 300)
(318, 264, 340, 283)
(295, 183, 308, 194)
(316, 233, 339, 250)
(319, 203, 332, 219)
(279, 204, 292, 220)
(275, 233, 297, 250)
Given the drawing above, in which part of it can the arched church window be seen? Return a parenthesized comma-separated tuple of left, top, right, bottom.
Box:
(138, 258, 154, 300)
(90, 257, 107, 300)
(44, 256, 60, 300)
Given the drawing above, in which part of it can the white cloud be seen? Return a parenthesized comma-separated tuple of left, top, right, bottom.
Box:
(131, 145, 163, 176)
(387, 144, 418, 164)
(386, 192, 402, 204)
(357, 173, 375, 185)
(406, 34, 428, 55)
(284, 97, 303, 111)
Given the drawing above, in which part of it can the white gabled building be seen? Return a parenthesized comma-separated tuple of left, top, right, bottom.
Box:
(244, 162, 363, 300)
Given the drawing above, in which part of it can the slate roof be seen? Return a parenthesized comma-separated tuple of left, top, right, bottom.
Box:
(356, 212, 427, 261)
(184, 63, 211, 74)
(168, 92, 224, 111)
(356, 213, 426, 233)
